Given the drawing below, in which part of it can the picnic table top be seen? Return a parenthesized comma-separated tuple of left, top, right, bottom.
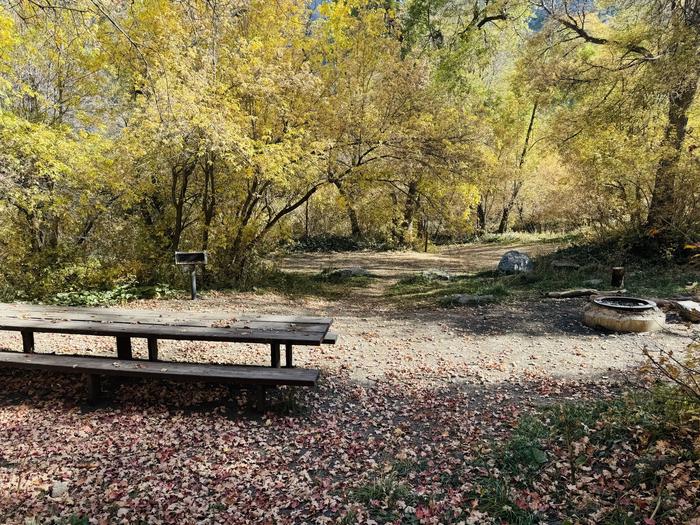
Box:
(0, 303, 333, 345)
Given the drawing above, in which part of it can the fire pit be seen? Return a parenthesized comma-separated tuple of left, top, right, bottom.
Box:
(584, 296, 665, 332)
(593, 296, 656, 311)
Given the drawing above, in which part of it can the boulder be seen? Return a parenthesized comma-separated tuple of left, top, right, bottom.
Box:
(420, 269, 451, 281)
(497, 250, 533, 273)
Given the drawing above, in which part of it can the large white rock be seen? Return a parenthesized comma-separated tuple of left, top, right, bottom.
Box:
(497, 250, 533, 273)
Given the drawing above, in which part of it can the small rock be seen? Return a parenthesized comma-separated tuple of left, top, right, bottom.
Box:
(51, 481, 69, 498)
(552, 260, 580, 270)
(420, 269, 451, 281)
(323, 266, 372, 278)
(450, 294, 495, 305)
(497, 250, 533, 273)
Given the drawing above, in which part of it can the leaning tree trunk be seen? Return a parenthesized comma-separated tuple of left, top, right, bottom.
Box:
(646, 72, 699, 242)
(497, 205, 512, 234)
(497, 101, 537, 234)
(332, 179, 362, 239)
(497, 181, 523, 234)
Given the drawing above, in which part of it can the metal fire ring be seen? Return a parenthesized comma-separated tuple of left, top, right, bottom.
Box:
(593, 296, 657, 311)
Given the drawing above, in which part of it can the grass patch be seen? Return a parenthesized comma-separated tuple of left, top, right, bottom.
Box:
(386, 243, 699, 307)
(387, 270, 527, 307)
(464, 478, 539, 524)
(251, 269, 374, 299)
(477, 231, 581, 245)
(340, 385, 698, 523)
(478, 385, 700, 521)
(351, 473, 418, 522)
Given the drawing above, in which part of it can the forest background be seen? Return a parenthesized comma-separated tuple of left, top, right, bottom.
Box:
(1, 0, 699, 299)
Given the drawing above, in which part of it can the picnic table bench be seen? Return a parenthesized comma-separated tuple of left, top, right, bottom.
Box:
(0, 303, 337, 409)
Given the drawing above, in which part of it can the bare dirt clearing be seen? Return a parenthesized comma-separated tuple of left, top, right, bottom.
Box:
(276, 241, 559, 277)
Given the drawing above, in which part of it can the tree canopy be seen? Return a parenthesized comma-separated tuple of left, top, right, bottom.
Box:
(0, 0, 698, 295)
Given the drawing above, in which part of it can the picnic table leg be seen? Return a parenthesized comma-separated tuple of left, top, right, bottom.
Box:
(21, 330, 34, 353)
(116, 336, 132, 360)
(270, 343, 280, 368)
(86, 374, 101, 404)
(285, 344, 293, 368)
(255, 385, 266, 412)
(147, 338, 159, 361)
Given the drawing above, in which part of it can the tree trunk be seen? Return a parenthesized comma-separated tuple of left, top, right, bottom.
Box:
(646, 73, 699, 241)
(497, 181, 523, 234)
(201, 154, 216, 251)
(333, 179, 362, 238)
(390, 192, 401, 241)
(170, 159, 196, 252)
(497, 205, 512, 234)
(476, 197, 488, 234)
(498, 101, 537, 234)
(400, 180, 419, 244)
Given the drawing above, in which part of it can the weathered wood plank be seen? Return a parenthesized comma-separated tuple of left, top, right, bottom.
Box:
(0, 318, 328, 345)
(1, 311, 329, 334)
(0, 303, 332, 326)
(322, 333, 338, 344)
(0, 351, 320, 386)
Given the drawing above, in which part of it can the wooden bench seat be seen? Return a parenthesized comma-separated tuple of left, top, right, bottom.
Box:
(323, 332, 339, 344)
(0, 351, 319, 409)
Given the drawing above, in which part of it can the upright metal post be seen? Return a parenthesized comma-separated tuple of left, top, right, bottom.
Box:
(190, 266, 197, 300)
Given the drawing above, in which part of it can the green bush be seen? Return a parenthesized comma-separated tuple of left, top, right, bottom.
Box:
(50, 282, 178, 306)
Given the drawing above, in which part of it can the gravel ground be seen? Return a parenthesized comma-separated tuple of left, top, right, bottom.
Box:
(0, 244, 697, 524)
(0, 242, 694, 388)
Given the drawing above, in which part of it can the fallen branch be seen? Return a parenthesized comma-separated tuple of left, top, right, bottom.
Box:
(545, 289, 598, 298)
(545, 289, 628, 298)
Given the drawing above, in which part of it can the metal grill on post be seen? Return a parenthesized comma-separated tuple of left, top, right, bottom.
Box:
(175, 251, 208, 300)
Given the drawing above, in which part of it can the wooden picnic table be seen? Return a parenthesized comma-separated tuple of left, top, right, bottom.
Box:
(0, 303, 338, 408)
(0, 302, 333, 367)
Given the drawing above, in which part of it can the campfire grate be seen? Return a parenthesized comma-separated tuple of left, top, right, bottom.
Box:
(593, 296, 656, 311)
